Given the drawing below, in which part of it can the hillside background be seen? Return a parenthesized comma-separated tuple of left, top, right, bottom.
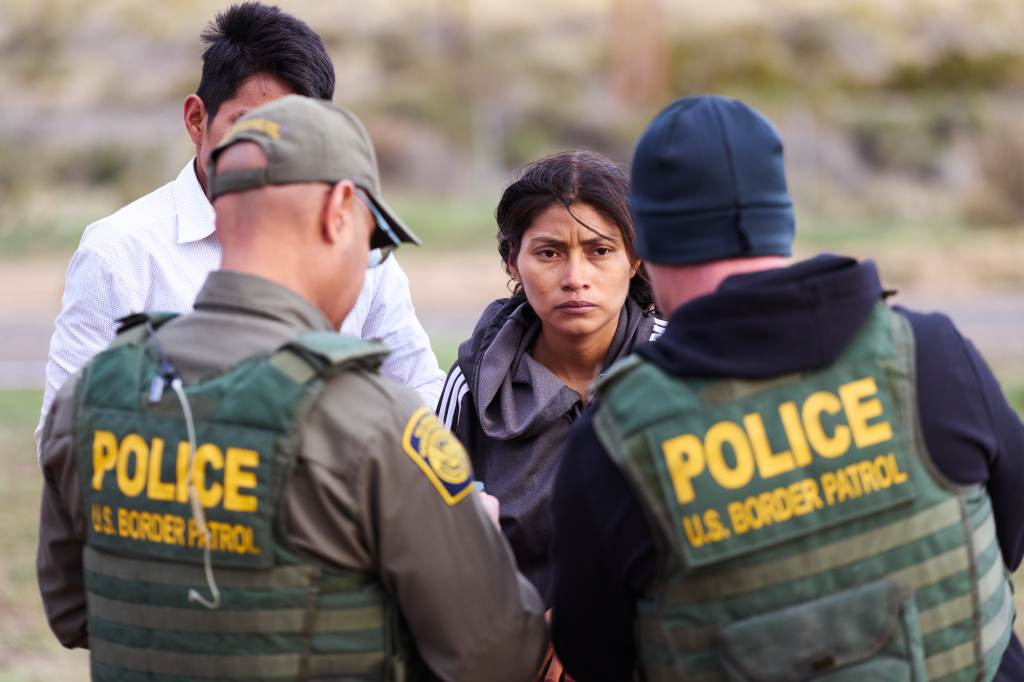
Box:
(1, 1, 1022, 679)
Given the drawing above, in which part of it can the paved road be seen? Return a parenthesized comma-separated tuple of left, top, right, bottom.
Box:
(0, 321, 54, 389)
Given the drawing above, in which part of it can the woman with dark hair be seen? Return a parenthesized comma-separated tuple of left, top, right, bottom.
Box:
(437, 150, 663, 603)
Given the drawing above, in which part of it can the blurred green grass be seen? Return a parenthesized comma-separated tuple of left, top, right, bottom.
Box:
(1001, 376, 1024, 417)
(0, 191, 499, 261)
(1009, 386, 1024, 413)
(0, 390, 88, 681)
(431, 338, 461, 374)
(389, 194, 496, 252)
(0, 210, 96, 258)
(4, 186, 1015, 260)
(794, 213, 969, 250)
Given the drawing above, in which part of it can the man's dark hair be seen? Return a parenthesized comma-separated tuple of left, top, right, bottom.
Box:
(496, 150, 655, 312)
(196, 2, 335, 122)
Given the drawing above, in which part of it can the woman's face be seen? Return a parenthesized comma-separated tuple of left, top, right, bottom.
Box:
(511, 201, 637, 340)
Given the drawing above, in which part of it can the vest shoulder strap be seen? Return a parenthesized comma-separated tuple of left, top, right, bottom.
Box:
(271, 332, 390, 384)
(110, 312, 180, 347)
(594, 354, 643, 396)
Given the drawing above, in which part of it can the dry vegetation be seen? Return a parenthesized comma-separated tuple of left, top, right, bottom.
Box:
(1, 1, 1023, 679)
(2, 0, 1024, 254)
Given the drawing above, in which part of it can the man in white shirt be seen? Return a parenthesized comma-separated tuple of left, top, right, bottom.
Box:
(40, 3, 444, 440)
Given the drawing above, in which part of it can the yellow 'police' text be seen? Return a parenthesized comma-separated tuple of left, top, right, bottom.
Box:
(92, 431, 259, 512)
(661, 377, 893, 505)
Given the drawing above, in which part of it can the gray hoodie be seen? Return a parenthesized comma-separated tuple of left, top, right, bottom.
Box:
(436, 295, 662, 602)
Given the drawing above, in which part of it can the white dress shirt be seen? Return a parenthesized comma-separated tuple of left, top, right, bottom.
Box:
(39, 160, 444, 440)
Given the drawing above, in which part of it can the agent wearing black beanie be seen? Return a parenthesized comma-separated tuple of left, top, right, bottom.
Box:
(631, 95, 795, 265)
(549, 95, 1024, 682)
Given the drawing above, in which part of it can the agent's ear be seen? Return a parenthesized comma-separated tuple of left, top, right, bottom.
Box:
(184, 95, 207, 146)
(321, 180, 356, 244)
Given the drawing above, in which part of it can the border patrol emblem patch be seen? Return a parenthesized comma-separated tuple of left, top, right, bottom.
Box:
(402, 407, 473, 505)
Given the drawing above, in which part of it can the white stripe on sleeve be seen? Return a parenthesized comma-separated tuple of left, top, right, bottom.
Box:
(437, 366, 468, 429)
(650, 317, 667, 341)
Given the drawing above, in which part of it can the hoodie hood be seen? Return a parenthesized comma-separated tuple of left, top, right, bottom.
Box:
(457, 295, 655, 440)
(637, 254, 887, 379)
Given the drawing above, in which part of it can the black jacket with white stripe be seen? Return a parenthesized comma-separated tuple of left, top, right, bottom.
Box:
(436, 294, 662, 602)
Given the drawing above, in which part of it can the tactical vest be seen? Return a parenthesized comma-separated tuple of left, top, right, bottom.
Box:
(594, 304, 1015, 682)
(73, 313, 423, 682)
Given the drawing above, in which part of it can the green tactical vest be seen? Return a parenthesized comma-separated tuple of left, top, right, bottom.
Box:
(594, 304, 1015, 682)
(73, 313, 423, 682)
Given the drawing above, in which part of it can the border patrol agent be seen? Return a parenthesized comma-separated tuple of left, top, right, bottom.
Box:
(37, 95, 548, 681)
(549, 96, 1023, 681)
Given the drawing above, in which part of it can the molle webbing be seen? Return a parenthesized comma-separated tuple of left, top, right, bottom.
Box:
(596, 305, 1014, 682)
(665, 497, 964, 603)
(639, 497, 1011, 681)
(77, 330, 410, 681)
(85, 548, 389, 681)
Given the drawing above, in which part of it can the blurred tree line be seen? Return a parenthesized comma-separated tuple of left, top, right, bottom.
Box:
(1, 0, 1023, 254)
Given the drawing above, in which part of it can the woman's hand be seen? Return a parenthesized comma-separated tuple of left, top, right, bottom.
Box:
(535, 610, 574, 682)
(479, 491, 501, 529)
(543, 651, 569, 682)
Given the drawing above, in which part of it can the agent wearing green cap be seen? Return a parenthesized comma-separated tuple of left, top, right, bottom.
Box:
(37, 95, 548, 682)
(39, 3, 446, 461)
(548, 95, 1023, 680)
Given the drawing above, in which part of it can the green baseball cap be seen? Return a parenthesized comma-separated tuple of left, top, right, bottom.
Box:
(208, 94, 421, 250)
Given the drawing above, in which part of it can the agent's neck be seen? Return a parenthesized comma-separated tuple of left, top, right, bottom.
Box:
(220, 249, 344, 329)
(652, 256, 790, 314)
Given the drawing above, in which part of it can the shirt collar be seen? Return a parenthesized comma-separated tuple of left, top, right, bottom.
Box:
(193, 270, 335, 334)
(173, 158, 216, 245)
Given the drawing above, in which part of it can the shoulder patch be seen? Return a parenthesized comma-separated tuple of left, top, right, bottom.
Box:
(401, 407, 473, 505)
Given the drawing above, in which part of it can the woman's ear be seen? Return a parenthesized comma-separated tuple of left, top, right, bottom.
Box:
(630, 258, 641, 278)
(506, 247, 521, 282)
